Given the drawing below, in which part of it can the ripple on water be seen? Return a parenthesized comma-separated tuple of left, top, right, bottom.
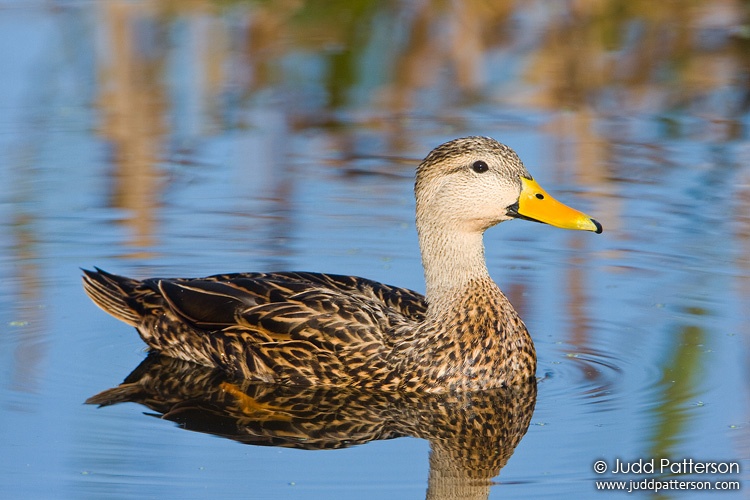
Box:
(538, 344, 621, 413)
(538, 340, 653, 414)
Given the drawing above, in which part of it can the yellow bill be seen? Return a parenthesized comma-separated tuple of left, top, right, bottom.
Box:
(515, 177, 602, 233)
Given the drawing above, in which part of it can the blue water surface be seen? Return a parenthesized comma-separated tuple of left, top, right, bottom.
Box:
(1, 2, 748, 499)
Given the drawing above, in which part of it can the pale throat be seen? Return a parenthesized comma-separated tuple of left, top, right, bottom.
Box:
(418, 222, 493, 308)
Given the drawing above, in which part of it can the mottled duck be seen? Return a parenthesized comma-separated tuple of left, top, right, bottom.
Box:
(83, 136, 601, 392)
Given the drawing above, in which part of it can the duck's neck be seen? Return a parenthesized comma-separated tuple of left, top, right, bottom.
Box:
(418, 222, 494, 310)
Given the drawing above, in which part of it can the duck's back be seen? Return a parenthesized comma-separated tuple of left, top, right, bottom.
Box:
(82, 268, 427, 387)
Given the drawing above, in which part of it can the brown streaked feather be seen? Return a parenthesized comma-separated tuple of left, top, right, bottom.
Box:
(82, 269, 427, 387)
(82, 267, 150, 326)
(86, 353, 537, 459)
(157, 280, 250, 328)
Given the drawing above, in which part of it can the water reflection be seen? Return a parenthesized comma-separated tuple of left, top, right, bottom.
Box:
(2, 0, 749, 496)
(648, 308, 707, 459)
(88, 354, 537, 499)
(97, 2, 168, 255)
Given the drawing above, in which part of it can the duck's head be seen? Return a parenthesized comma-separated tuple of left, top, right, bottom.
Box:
(415, 136, 602, 234)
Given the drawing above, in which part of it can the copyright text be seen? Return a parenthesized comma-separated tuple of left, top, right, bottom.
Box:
(594, 458, 740, 475)
(592, 458, 741, 493)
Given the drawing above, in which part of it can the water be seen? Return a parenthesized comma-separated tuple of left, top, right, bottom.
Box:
(1, 1, 749, 498)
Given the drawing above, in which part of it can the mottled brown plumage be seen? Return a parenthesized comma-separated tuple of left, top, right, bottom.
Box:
(83, 136, 601, 392)
(86, 354, 537, 499)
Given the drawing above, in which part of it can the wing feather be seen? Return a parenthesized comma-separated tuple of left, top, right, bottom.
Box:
(83, 269, 427, 386)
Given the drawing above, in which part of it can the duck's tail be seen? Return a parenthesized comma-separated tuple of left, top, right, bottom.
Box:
(81, 268, 142, 326)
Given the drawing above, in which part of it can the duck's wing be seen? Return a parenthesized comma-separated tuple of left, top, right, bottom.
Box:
(191, 271, 427, 322)
(82, 269, 427, 386)
(154, 273, 426, 385)
(146, 271, 426, 328)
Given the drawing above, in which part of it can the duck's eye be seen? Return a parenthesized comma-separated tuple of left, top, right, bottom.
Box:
(472, 160, 489, 173)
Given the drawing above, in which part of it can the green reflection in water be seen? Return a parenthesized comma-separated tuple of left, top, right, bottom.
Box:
(648, 307, 707, 463)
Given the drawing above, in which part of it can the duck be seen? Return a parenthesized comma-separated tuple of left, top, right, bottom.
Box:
(82, 136, 601, 392)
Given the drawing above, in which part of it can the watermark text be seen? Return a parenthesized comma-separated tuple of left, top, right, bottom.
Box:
(593, 458, 741, 493)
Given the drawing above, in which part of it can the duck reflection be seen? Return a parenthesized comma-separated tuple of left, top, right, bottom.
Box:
(88, 354, 536, 499)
